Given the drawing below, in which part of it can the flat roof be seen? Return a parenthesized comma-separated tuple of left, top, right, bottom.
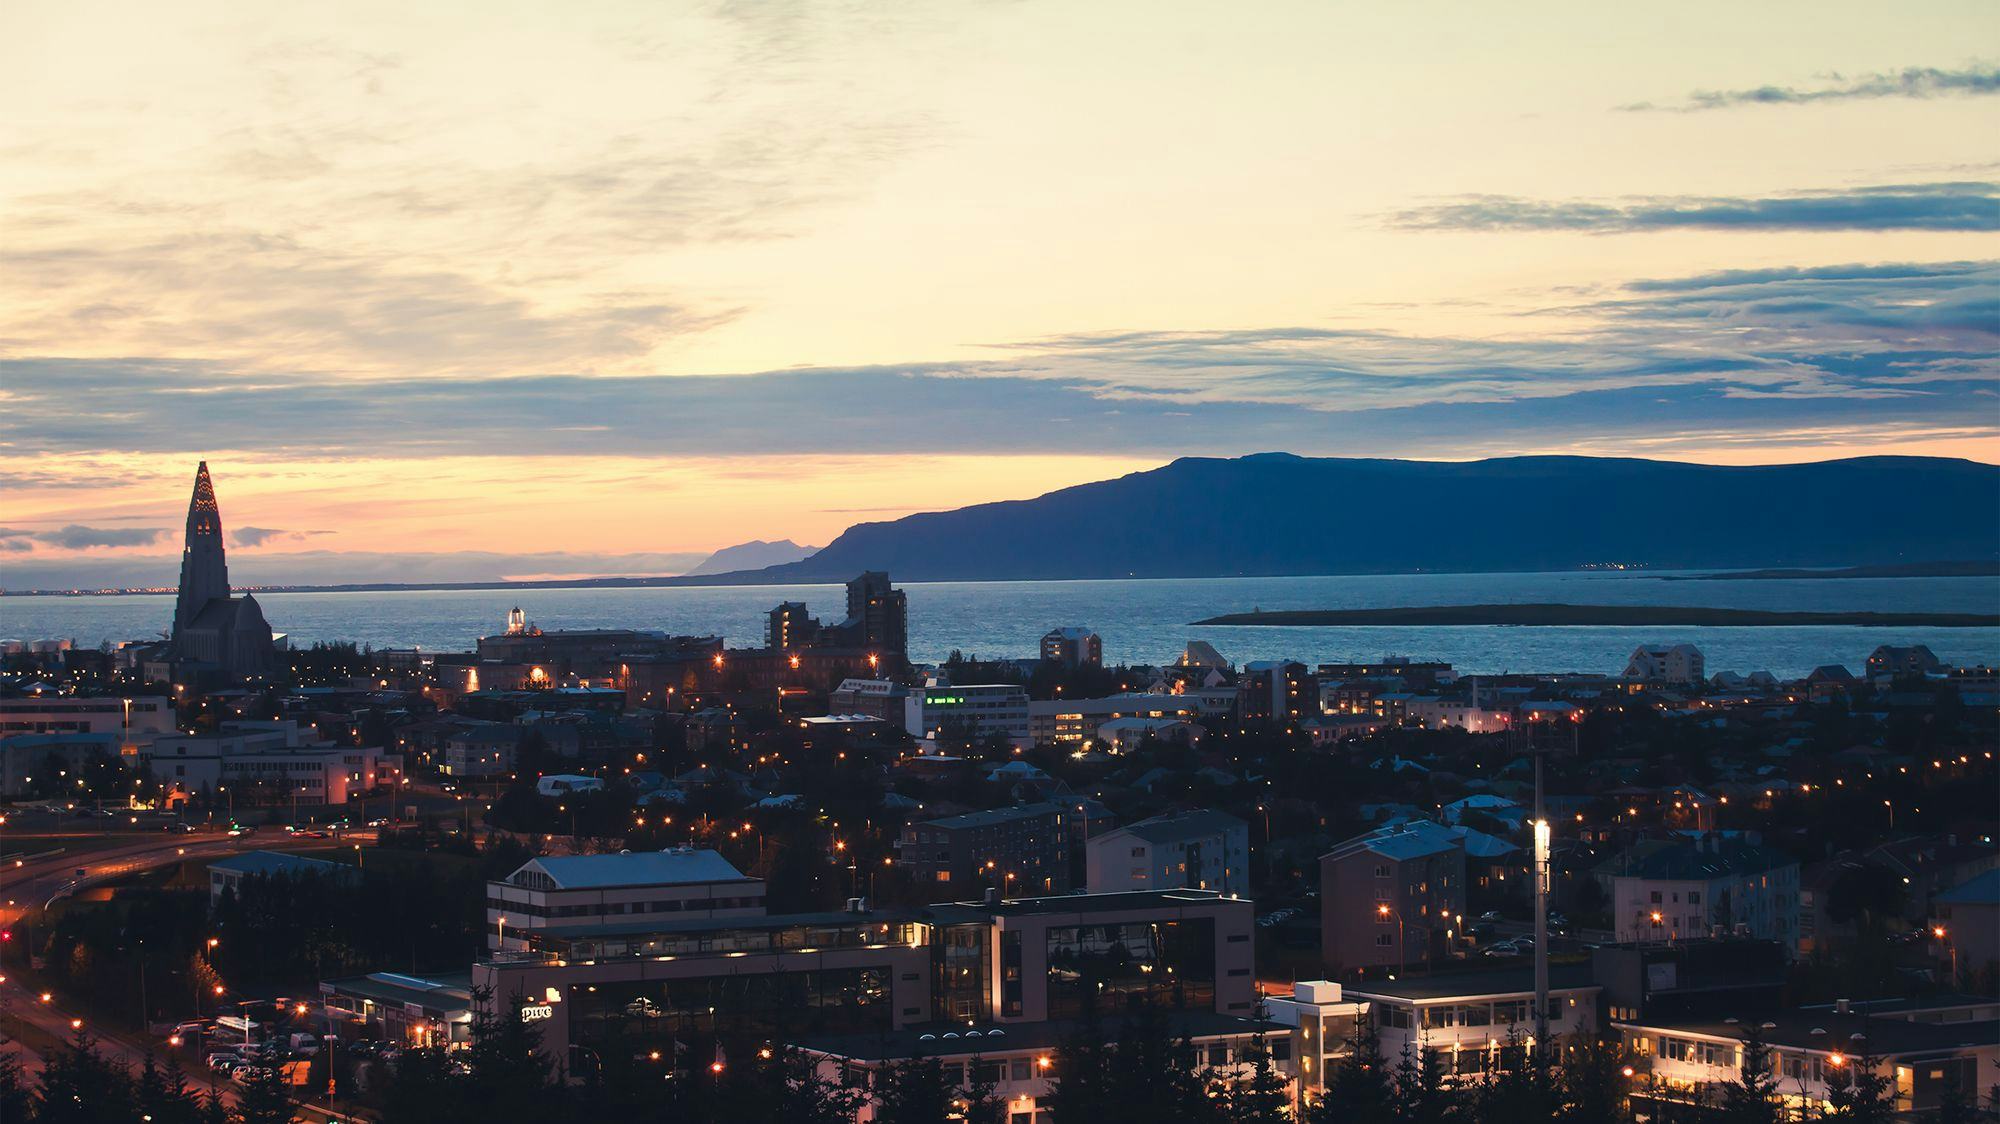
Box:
(1616, 1010, 2000, 1057)
(1348, 962, 1597, 1003)
(321, 970, 474, 1014)
(794, 1012, 1281, 1061)
(510, 849, 753, 890)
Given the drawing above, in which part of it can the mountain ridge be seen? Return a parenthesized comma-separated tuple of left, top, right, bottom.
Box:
(706, 453, 2000, 583)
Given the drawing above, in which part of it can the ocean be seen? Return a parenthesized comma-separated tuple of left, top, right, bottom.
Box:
(4, 571, 1997, 678)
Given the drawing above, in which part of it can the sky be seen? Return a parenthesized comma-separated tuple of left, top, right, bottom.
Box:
(2, 0, 1997, 587)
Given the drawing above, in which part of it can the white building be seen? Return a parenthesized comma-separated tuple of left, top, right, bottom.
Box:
(1623, 644, 1706, 685)
(536, 774, 604, 797)
(141, 725, 388, 807)
(1086, 809, 1250, 896)
(1027, 692, 1206, 745)
(1095, 716, 1205, 752)
(1264, 981, 1370, 1104)
(1348, 965, 1600, 1081)
(0, 695, 175, 744)
(484, 848, 766, 953)
(903, 680, 1030, 747)
(1406, 697, 1513, 733)
(1600, 838, 1800, 951)
(1614, 997, 2000, 1118)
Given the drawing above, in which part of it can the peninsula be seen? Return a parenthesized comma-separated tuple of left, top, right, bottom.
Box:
(1193, 604, 2000, 627)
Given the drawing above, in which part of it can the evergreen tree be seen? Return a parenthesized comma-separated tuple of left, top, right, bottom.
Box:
(961, 1055, 1007, 1124)
(1933, 1074, 1978, 1124)
(1223, 1022, 1292, 1124)
(0, 1045, 34, 1124)
(458, 988, 561, 1122)
(233, 1063, 298, 1124)
(1477, 1028, 1555, 1121)
(1718, 1027, 1781, 1124)
(1387, 1041, 1459, 1124)
(1311, 1020, 1393, 1124)
(377, 1044, 458, 1124)
(35, 1026, 133, 1124)
(1823, 1050, 1893, 1123)
(875, 1056, 952, 1124)
(1045, 997, 1114, 1120)
(1556, 1032, 1632, 1124)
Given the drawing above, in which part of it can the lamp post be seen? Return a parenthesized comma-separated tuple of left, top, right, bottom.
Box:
(1933, 925, 1957, 984)
(1376, 903, 1405, 977)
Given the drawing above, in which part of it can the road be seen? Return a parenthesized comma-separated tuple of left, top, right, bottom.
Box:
(0, 826, 373, 1120)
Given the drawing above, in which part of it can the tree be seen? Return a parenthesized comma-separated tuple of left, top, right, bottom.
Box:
(874, 1056, 952, 1124)
(1823, 1050, 1893, 1123)
(1477, 1029, 1555, 1122)
(1556, 1033, 1632, 1124)
(233, 1063, 298, 1124)
(1223, 1022, 1291, 1124)
(1311, 1019, 1393, 1124)
(1387, 1041, 1460, 1124)
(0, 1046, 34, 1124)
(457, 988, 561, 1123)
(1717, 1027, 1780, 1124)
(1933, 1073, 1978, 1124)
(35, 1026, 133, 1124)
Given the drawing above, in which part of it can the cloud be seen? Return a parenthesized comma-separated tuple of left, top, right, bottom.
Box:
(230, 527, 335, 548)
(2, 260, 1993, 467)
(29, 525, 167, 550)
(1391, 183, 2000, 233)
(1624, 64, 2000, 111)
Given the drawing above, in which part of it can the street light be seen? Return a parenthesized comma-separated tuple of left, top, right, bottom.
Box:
(1377, 903, 1406, 977)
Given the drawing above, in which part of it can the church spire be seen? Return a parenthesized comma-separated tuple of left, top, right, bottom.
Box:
(172, 460, 232, 643)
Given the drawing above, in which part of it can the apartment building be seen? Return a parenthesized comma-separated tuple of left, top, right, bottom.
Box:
(1085, 809, 1249, 896)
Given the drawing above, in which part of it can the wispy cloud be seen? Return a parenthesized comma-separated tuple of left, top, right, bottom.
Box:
(3, 261, 1993, 464)
(1391, 183, 2000, 233)
(231, 526, 334, 548)
(1624, 63, 2000, 111)
(21, 525, 168, 550)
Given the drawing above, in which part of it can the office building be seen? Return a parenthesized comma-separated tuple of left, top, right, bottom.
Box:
(1026, 692, 1204, 746)
(903, 680, 1030, 747)
(484, 848, 767, 953)
(469, 889, 1259, 1090)
(1348, 965, 1601, 1078)
(0, 695, 175, 742)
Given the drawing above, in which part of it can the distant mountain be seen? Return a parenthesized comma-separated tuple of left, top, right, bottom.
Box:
(683, 539, 818, 576)
(708, 454, 1999, 583)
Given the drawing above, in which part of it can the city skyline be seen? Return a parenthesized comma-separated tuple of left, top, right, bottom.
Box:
(4, 1, 1997, 582)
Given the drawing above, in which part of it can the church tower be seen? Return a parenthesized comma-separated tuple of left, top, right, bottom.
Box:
(172, 461, 232, 644)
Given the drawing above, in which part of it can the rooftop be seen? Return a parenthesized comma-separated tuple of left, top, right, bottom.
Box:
(209, 850, 353, 879)
(507, 849, 753, 891)
(794, 1012, 1281, 1061)
(1103, 809, 1247, 846)
(1348, 962, 1597, 1002)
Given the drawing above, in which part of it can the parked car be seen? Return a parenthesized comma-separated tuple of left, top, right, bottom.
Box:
(1478, 910, 1504, 923)
(365, 818, 391, 828)
(1483, 942, 1522, 958)
(206, 1053, 242, 1071)
(230, 1065, 272, 1084)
